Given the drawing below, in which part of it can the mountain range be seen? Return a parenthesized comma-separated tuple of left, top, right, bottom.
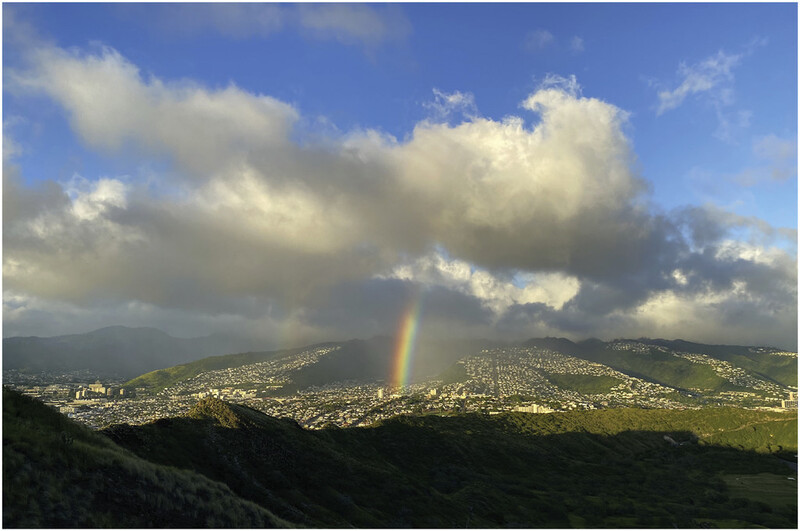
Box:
(2, 326, 258, 378)
(4, 327, 796, 406)
(123, 334, 797, 399)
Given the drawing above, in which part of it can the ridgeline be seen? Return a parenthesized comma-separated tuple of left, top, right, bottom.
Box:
(4, 388, 796, 528)
(2, 389, 288, 528)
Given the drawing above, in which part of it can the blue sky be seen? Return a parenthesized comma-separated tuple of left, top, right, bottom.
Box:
(3, 3, 797, 349)
(7, 3, 797, 228)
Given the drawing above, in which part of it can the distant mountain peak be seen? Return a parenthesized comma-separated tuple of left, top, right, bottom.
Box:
(87, 325, 172, 337)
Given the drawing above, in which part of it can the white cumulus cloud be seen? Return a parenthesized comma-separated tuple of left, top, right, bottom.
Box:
(4, 42, 796, 349)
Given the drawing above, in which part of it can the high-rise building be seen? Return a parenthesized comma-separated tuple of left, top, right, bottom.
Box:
(781, 391, 798, 409)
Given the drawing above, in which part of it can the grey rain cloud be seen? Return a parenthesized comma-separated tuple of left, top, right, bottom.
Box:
(3, 43, 796, 349)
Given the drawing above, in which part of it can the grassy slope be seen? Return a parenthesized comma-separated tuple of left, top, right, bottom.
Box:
(2, 389, 288, 528)
(105, 399, 797, 528)
(576, 346, 739, 391)
(123, 347, 310, 392)
(124, 337, 796, 397)
(642, 339, 798, 387)
(544, 372, 624, 394)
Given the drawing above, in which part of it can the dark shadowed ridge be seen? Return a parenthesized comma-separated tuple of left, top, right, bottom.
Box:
(100, 396, 797, 528)
(5, 384, 796, 528)
(2, 388, 288, 528)
(186, 397, 298, 430)
(522, 336, 581, 354)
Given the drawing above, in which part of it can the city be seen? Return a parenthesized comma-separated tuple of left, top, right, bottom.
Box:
(5, 344, 796, 430)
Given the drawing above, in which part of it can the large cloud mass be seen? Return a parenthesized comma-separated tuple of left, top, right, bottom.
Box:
(4, 44, 796, 349)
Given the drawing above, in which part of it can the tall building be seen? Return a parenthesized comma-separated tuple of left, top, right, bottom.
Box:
(89, 380, 106, 395)
(781, 391, 798, 409)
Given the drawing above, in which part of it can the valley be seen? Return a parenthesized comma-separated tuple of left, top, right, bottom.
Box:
(6, 337, 797, 430)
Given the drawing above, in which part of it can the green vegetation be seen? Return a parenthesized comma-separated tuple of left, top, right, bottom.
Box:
(121, 336, 796, 405)
(123, 347, 306, 392)
(643, 339, 798, 387)
(438, 361, 469, 384)
(7, 385, 796, 528)
(544, 372, 624, 394)
(722, 473, 797, 511)
(725, 353, 798, 388)
(579, 346, 736, 391)
(105, 399, 796, 528)
(2, 389, 288, 528)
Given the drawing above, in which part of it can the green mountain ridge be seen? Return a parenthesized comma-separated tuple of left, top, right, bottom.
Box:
(2, 389, 288, 528)
(124, 337, 797, 407)
(103, 398, 800, 527)
(5, 389, 797, 527)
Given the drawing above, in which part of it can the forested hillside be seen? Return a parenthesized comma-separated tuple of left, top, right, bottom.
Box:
(5, 387, 796, 528)
(106, 398, 796, 528)
(2, 389, 287, 528)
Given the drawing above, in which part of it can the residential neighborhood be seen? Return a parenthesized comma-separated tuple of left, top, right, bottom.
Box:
(5, 344, 796, 430)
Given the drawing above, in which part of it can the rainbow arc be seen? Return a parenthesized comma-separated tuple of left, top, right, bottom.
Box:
(390, 288, 425, 390)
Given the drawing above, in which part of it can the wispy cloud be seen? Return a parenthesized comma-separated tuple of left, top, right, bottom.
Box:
(156, 3, 284, 39)
(523, 29, 554, 52)
(654, 41, 768, 142)
(153, 3, 410, 48)
(422, 89, 478, 123)
(295, 4, 410, 47)
(3, 117, 26, 163)
(524, 31, 585, 55)
(656, 50, 741, 115)
(736, 134, 798, 185)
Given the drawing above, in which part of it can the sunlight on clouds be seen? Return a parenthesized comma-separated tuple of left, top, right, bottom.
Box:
(380, 253, 581, 316)
(195, 170, 361, 254)
(516, 272, 581, 310)
(714, 239, 790, 266)
(12, 45, 298, 176)
(4, 41, 796, 348)
(65, 177, 128, 221)
(633, 283, 797, 348)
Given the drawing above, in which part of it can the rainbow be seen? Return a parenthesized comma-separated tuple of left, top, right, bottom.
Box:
(391, 290, 424, 390)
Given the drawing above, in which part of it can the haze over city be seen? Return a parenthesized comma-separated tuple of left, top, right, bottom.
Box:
(3, 3, 797, 350)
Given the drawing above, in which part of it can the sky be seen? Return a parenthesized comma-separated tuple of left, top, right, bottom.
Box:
(2, 3, 797, 350)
